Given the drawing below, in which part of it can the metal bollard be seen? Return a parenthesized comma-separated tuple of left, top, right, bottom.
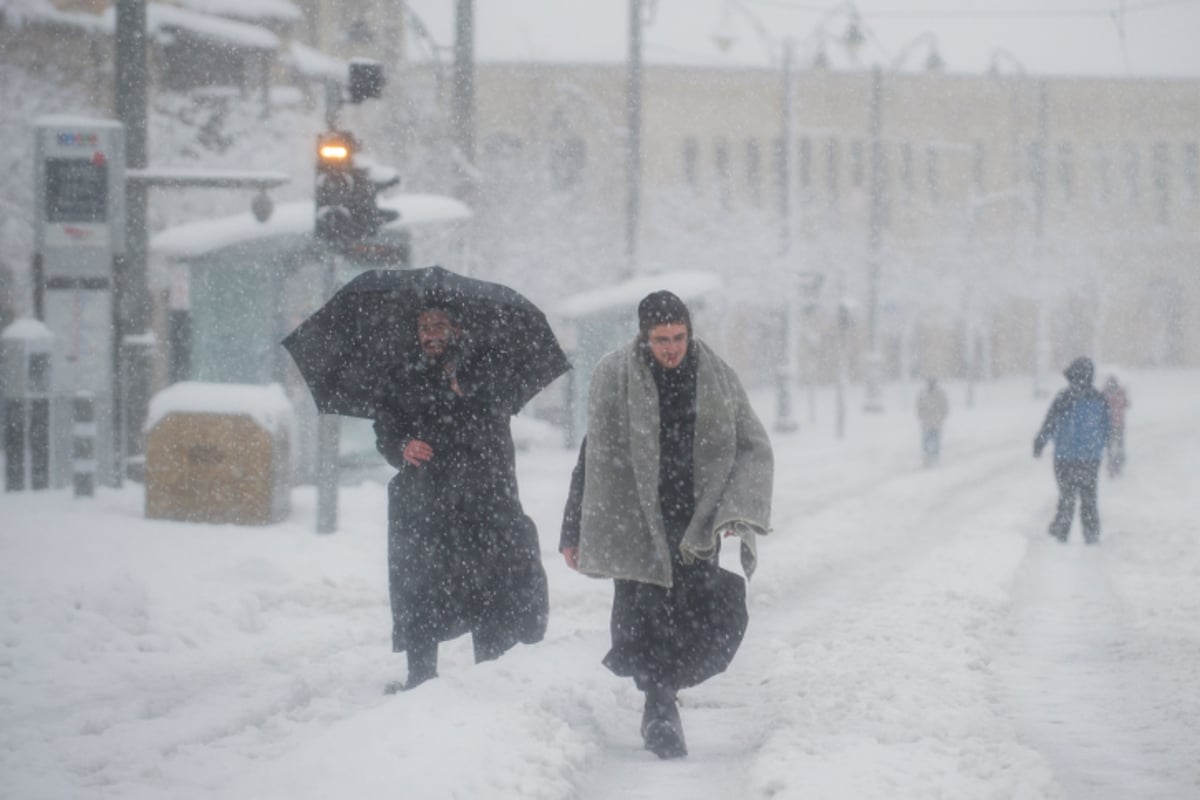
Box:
(4, 397, 23, 491)
(2, 321, 54, 491)
(72, 391, 96, 497)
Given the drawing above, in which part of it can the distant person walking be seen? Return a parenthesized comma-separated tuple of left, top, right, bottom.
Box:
(1033, 357, 1112, 544)
(915, 377, 949, 466)
(1102, 375, 1130, 477)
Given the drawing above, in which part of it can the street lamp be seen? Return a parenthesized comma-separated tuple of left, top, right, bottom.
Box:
(889, 32, 944, 73)
(711, 1, 865, 432)
(861, 30, 945, 414)
(987, 47, 1027, 78)
(713, 0, 866, 67)
(625, 0, 656, 279)
(861, 64, 886, 413)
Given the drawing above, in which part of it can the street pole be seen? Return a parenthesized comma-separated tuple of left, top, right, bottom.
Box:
(863, 65, 885, 412)
(836, 297, 849, 439)
(315, 252, 341, 534)
(452, 0, 476, 202)
(114, 0, 151, 484)
(774, 39, 798, 433)
(625, 0, 643, 279)
(1031, 78, 1050, 398)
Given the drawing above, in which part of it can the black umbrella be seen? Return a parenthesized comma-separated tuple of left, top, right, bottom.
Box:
(281, 265, 571, 418)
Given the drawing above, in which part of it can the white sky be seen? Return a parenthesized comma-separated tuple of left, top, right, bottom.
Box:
(3, 368, 1198, 798)
(403, 0, 1200, 78)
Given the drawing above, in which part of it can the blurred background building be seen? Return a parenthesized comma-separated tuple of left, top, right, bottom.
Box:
(2, 0, 1198, 397)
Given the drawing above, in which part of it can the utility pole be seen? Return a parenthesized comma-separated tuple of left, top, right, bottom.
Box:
(863, 65, 885, 413)
(625, 0, 643, 279)
(775, 39, 798, 433)
(114, 0, 151, 481)
(452, 0, 476, 201)
(1031, 78, 1050, 398)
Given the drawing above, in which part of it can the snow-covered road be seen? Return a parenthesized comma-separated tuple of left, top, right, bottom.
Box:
(2, 370, 1197, 799)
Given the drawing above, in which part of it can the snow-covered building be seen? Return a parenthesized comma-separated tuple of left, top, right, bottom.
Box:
(0, 0, 346, 107)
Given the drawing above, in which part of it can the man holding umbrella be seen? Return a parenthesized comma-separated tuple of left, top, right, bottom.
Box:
(372, 301, 551, 691)
(559, 291, 774, 759)
(282, 266, 569, 692)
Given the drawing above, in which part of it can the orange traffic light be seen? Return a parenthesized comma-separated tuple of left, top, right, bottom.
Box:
(317, 132, 354, 165)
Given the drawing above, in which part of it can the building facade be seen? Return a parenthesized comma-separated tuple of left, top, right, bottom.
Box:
(452, 61, 1200, 379)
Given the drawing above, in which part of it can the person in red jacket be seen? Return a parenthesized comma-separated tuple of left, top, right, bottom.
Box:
(1102, 375, 1130, 478)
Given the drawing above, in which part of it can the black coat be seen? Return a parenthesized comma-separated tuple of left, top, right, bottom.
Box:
(375, 352, 548, 655)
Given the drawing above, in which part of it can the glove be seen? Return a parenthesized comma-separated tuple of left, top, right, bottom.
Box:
(1033, 440, 1043, 459)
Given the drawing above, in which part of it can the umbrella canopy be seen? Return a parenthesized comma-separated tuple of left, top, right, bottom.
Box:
(281, 266, 571, 418)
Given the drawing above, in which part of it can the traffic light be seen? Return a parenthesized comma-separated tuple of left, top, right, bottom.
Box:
(314, 131, 400, 247)
(346, 159, 400, 239)
(314, 131, 356, 244)
(348, 60, 385, 104)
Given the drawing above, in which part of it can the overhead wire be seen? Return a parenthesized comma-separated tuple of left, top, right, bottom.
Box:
(743, 0, 1198, 18)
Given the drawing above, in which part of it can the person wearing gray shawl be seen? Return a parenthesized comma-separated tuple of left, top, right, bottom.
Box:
(560, 291, 774, 760)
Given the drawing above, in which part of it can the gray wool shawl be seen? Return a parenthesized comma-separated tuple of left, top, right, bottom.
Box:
(576, 338, 774, 588)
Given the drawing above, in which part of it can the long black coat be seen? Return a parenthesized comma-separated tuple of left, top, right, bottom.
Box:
(375, 351, 548, 656)
(561, 345, 747, 692)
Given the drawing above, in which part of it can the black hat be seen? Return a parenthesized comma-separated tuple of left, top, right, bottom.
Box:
(637, 290, 691, 335)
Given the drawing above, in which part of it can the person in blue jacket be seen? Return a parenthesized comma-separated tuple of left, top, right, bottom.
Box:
(1033, 356, 1112, 544)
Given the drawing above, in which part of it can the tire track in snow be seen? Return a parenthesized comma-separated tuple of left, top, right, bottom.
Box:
(1000, 416, 1200, 799)
(570, 431, 1041, 799)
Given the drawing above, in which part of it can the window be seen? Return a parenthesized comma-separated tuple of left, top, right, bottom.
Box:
(772, 137, 787, 213)
(714, 138, 731, 209)
(797, 137, 812, 189)
(850, 139, 865, 188)
(972, 141, 986, 196)
(825, 138, 841, 208)
(1123, 142, 1140, 206)
(1094, 147, 1112, 204)
(745, 139, 762, 206)
(926, 145, 940, 204)
(682, 137, 699, 187)
(1151, 141, 1170, 224)
(1183, 142, 1199, 205)
(900, 141, 914, 193)
(1027, 141, 1047, 210)
(1057, 141, 1074, 204)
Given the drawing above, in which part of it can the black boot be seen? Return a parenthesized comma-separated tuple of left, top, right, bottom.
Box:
(385, 639, 438, 694)
(641, 685, 687, 759)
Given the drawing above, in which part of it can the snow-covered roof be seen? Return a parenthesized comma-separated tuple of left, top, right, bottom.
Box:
(93, 3, 279, 52)
(1, 316, 53, 342)
(145, 381, 294, 436)
(287, 41, 347, 81)
(556, 270, 723, 319)
(151, 194, 472, 261)
(0, 0, 109, 33)
(173, 0, 301, 24)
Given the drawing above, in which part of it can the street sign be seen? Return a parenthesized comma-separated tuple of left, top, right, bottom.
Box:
(33, 116, 126, 488)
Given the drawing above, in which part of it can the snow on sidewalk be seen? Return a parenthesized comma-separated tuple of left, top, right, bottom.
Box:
(1, 371, 1197, 799)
